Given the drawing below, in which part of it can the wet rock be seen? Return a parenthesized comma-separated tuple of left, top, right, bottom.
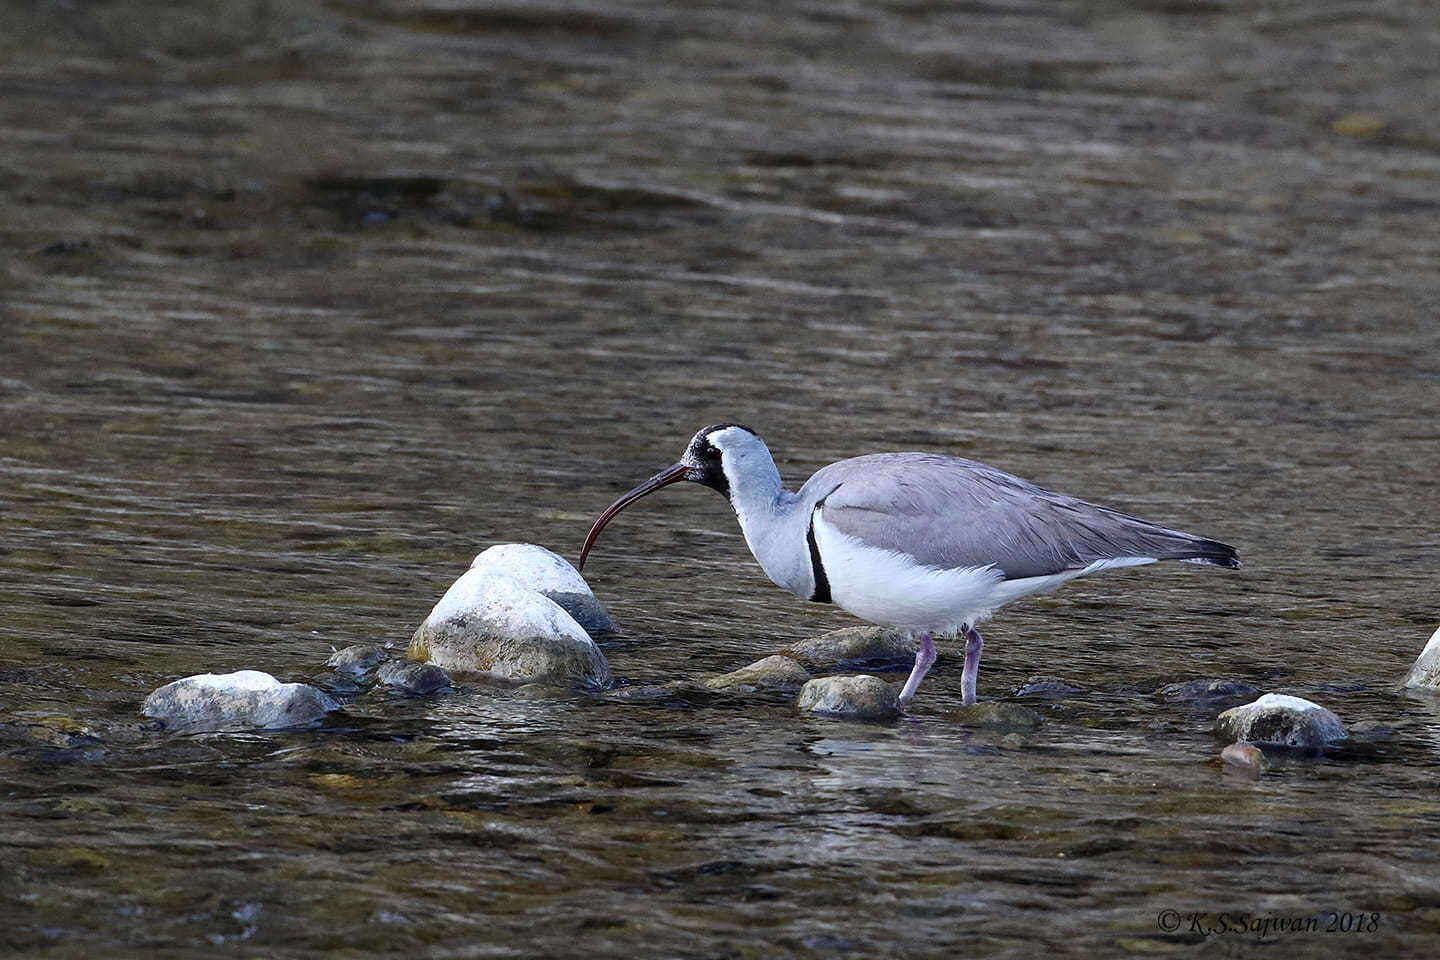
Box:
(326, 644, 392, 677)
(1014, 675, 1083, 698)
(796, 675, 899, 719)
(1221, 742, 1269, 772)
(704, 655, 811, 692)
(1216, 694, 1347, 749)
(1159, 678, 1261, 702)
(142, 670, 339, 733)
(947, 702, 1044, 730)
(1, 714, 102, 751)
(376, 660, 451, 695)
(781, 626, 916, 670)
(1400, 625, 1440, 690)
(409, 573, 608, 686)
(469, 543, 613, 634)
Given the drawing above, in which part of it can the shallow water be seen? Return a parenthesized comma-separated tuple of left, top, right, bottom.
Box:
(3, 0, 1440, 955)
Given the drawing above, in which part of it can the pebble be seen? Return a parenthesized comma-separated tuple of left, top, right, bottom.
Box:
(796, 675, 899, 719)
(409, 571, 608, 686)
(141, 670, 339, 733)
(704, 655, 811, 692)
(1215, 693, 1347, 750)
(468, 543, 613, 634)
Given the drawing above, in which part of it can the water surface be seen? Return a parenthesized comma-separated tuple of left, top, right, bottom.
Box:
(3, 1, 1440, 955)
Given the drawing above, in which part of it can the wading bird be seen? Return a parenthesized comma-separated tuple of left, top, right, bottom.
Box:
(579, 424, 1239, 705)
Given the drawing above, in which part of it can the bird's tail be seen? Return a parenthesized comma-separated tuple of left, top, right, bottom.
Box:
(1171, 537, 1241, 569)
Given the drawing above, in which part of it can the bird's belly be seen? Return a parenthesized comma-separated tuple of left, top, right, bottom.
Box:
(813, 519, 1008, 631)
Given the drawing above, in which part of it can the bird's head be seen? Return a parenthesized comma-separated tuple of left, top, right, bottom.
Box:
(577, 423, 762, 571)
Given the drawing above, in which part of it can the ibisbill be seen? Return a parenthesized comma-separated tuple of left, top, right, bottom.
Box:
(578, 424, 1240, 706)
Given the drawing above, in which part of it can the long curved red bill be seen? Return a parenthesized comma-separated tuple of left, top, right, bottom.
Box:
(578, 462, 690, 571)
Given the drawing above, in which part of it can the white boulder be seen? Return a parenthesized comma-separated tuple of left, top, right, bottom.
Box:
(1216, 693, 1347, 749)
(469, 543, 613, 633)
(142, 670, 338, 733)
(409, 567, 608, 686)
(1400, 625, 1440, 690)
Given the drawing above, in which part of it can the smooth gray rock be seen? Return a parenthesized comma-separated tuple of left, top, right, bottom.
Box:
(469, 543, 613, 634)
(1400, 625, 1440, 690)
(376, 660, 451, 695)
(782, 627, 916, 670)
(142, 670, 339, 733)
(796, 675, 899, 719)
(410, 572, 608, 686)
(326, 644, 391, 677)
(704, 655, 811, 692)
(1216, 694, 1347, 749)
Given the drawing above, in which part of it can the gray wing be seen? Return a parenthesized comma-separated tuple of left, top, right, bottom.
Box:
(800, 453, 1238, 580)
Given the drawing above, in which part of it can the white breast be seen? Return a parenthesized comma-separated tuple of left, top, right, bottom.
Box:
(811, 509, 1004, 631)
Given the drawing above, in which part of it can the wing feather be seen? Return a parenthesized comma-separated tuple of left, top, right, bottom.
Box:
(801, 454, 1238, 580)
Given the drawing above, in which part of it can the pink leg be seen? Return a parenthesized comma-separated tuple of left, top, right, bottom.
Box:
(960, 625, 984, 705)
(898, 632, 936, 704)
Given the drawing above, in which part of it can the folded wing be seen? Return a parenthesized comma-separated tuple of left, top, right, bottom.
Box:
(803, 454, 1239, 581)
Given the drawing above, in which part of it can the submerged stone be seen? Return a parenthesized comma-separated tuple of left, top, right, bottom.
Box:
(1348, 719, 1395, 741)
(1400, 624, 1440, 690)
(796, 675, 899, 719)
(1159, 678, 1261, 702)
(376, 660, 451, 695)
(1220, 742, 1269, 771)
(1014, 676, 1083, 699)
(409, 571, 608, 686)
(947, 702, 1043, 730)
(142, 670, 339, 733)
(1216, 693, 1347, 749)
(601, 680, 712, 704)
(782, 626, 916, 670)
(704, 655, 811, 692)
(468, 543, 613, 634)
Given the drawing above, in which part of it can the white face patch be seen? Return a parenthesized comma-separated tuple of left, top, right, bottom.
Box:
(705, 425, 753, 453)
(699, 426, 759, 483)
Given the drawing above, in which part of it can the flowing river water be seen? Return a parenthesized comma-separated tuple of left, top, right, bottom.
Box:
(2, 1, 1439, 956)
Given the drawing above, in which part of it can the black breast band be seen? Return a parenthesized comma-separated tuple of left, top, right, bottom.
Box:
(807, 506, 832, 604)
